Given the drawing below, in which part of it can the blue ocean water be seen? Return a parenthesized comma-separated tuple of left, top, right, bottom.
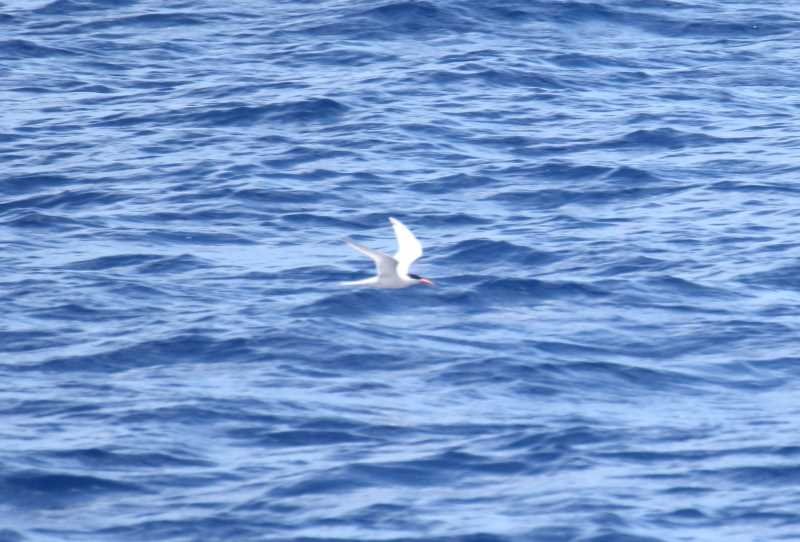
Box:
(3, 0, 800, 540)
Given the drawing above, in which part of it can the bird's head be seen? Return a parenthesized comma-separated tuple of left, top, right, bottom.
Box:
(408, 273, 434, 287)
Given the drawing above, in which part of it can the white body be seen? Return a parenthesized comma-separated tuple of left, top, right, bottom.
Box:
(341, 217, 426, 289)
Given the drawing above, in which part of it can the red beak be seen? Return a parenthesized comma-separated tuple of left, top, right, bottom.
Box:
(419, 278, 434, 287)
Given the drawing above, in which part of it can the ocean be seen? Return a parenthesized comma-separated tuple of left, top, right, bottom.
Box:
(2, 1, 800, 541)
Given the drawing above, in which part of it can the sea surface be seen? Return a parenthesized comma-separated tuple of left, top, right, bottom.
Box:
(3, 1, 800, 541)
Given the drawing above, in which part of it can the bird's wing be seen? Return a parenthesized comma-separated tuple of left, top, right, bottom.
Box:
(345, 239, 398, 279)
(389, 217, 423, 276)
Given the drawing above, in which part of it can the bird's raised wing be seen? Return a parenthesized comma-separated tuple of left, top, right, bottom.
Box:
(345, 239, 398, 279)
(389, 217, 423, 277)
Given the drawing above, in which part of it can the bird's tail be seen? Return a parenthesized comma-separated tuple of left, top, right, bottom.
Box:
(339, 277, 377, 287)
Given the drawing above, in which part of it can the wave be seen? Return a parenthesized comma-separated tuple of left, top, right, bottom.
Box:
(30, 334, 257, 373)
(95, 98, 348, 128)
(0, 470, 145, 506)
(443, 239, 558, 268)
(488, 185, 688, 209)
(0, 39, 79, 59)
(34, 0, 138, 15)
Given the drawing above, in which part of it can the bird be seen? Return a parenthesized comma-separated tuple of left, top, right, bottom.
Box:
(341, 217, 434, 288)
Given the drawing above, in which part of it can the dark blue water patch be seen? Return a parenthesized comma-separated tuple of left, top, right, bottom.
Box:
(0, 398, 97, 418)
(29, 303, 131, 323)
(525, 128, 747, 157)
(282, 450, 529, 501)
(601, 166, 666, 184)
(233, 186, 342, 206)
(656, 91, 704, 102)
(0, 132, 22, 144)
(466, 134, 537, 153)
(280, 213, 369, 229)
(277, 46, 399, 68)
(411, 330, 508, 355)
(712, 465, 800, 487)
(443, 239, 559, 269)
(608, 128, 748, 150)
(411, 449, 528, 476)
(395, 119, 464, 139)
(234, 267, 311, 284)
(716, 507, 800, 527)
(428, 277, 607, 312)
(0, 330, 64, 354)
(702, 159, 800, 179)
(94, 518, 273, 542)
(294, 416, 374, 433)
(261, 146, 356, 169)
(739, 264, 800, 291)
(137, 228, 256, 246)
(269, 475, 368, 499)
(33, 0, 139, 15)
(748, 357, 800, 380)
(0, 529, 24, 542)
(75, 12, 209, 31)
(45, 447, 215, 469)
(280, 338, 415, 375)
(30, 334, 258, 373)
(533, 1, 794, 40)
(526, 161, 615, 181)
(478, 277, 610, 302)
(326, 351, 418, 373)
(270, 265, 345, 283)
(353, 1, 477, 36)
(488, 185, 689, 210)
(198, 98, 348, 126)
(138, 254, 210, 274)
(408, 172, 501, 194)
(229, 428, 372, 449)
(539, 359, 717, 394)
(660, 486, 714, 496)
(495, 425, 616, 471)
(677, 16, 795, 40)
(0, 39, 80, 59)
(93, 98, 348, 128)
(414, 213, 493, 229)
(128, 207, 259, 225)
(594, 256, 673, 277)
(292, 168, 345, 182)
(345, 460, 452, 488)
(417, 65, 568, 90)
(115, 400, 287, 429)
(599, 448, 736, 466)
(291, 290, 409, 318)
(286, 11, 452, 42)
(710, 180, 800, 195)
(314, 502, 438, 537)
(0, 470, 145, 508)
(67, 253, 164, 270)
(588, 128, 736, 150)
(0, 189, 126, 213)
(505, 2, 669, 42)
(2, 210, 95, 230)
(579, 533, 664, 542)
(547, 52, 637, 69)
(637, 275, 742, 301)
(429, 357, 561, 395)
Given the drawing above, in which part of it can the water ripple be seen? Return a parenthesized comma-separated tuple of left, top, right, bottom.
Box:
(4, 0, 800, 540)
